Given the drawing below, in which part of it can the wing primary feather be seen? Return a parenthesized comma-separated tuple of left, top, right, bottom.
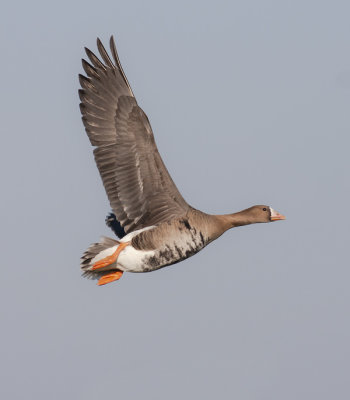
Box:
(109, 36, 134, 96)
(97, 38, 115, 69)
(78, 89, 86, 103)
(84, 47, 107, 71)
(82, 59, 100, 79)
(78, 74, 98, 92)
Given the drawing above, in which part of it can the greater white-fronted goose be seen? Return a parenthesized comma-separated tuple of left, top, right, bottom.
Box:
(79, 37, 285, 286)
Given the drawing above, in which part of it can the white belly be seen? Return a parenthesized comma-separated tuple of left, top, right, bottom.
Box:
(118, 226, 156, 272)
(117, 245, 155, 272)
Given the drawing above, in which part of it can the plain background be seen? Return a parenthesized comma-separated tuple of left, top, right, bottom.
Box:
(1, 1, 349, 399)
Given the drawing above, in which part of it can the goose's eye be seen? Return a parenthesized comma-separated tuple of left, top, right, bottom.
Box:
(262, 208, 267, 211)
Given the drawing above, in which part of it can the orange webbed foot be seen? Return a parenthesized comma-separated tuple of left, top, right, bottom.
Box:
(92, 242, 130, 271)
(98, 270, 123, 286)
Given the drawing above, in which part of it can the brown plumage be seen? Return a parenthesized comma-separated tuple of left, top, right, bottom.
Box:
(79, 37, 285, 285)
(79, 37, 189, 234)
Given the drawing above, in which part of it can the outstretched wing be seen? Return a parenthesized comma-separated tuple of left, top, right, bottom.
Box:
(79, 37, 190, 234)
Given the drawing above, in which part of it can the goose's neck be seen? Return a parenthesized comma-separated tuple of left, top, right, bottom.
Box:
(210, 210, 255, 238)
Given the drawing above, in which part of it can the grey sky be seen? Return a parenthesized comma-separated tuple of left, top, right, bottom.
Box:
(1, 0, 350, 399)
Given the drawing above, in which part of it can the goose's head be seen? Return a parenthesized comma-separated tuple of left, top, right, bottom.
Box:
(247, 205, 286, 223)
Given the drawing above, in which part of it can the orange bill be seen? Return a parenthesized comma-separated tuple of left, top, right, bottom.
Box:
(270, 208, 286, 221)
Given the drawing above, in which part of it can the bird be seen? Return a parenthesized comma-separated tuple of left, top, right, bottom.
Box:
(79, 36, 285, 286)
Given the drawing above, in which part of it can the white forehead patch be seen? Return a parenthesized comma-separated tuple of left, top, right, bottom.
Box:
(269, 207, 277, 217)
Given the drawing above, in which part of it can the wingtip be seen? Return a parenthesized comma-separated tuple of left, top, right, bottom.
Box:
(96, 37, 103, 51)
(84, 46, 92, 57)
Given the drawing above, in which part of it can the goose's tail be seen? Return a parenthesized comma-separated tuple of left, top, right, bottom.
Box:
(80, 236, 120, 280)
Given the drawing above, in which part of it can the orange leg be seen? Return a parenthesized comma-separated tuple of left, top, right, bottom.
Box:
(92, 242, 130, 271)
(98, 270, 123, 286)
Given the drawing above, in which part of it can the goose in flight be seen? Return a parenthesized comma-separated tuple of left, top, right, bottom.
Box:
(79, 37, 285, 286)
